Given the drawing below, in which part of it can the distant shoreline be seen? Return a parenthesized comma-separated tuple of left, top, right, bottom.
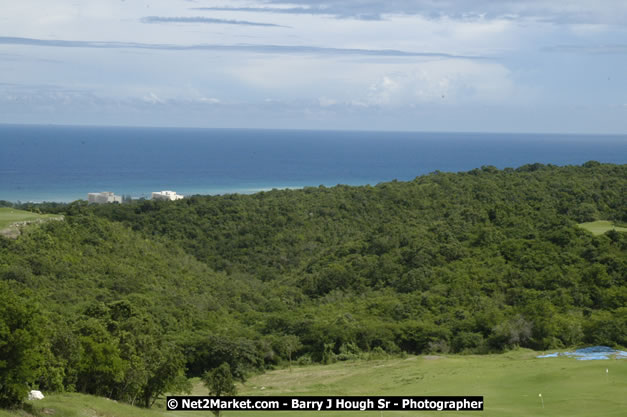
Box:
(1, 185, 328, 204)
(2, 125, 626, 204)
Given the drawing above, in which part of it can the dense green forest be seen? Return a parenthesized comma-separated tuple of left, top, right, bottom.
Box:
(1, 162, 626, 409)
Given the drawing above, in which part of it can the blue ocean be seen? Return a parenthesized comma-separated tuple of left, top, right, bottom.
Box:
(1, 124, 626, 203)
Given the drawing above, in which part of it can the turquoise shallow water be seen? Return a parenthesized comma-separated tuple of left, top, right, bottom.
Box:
(1, 124, 626, 202)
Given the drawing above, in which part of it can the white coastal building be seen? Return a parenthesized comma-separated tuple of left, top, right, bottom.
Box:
(87, 191, 122, 204)
(151, 190, 184, 201)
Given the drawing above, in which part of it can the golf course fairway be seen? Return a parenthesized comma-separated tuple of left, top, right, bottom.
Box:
(17, 349, 625, 417)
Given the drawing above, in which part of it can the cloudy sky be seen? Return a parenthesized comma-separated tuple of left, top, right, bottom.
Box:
(1, 0, 626, 132)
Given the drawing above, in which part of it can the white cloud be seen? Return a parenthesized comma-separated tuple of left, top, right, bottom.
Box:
(0, 0, 625, 132)
(365, 60, 520, 107)
(198, 97, 221, 104)
(143, 92, 165, 104)
(318, 97, 337, 107)
(263, 0, 627, 25)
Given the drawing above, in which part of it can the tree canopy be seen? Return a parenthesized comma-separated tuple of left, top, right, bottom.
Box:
(1, 162, 626, 408)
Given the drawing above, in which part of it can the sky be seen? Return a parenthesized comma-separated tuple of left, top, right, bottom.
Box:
(1, 0, 626, 133)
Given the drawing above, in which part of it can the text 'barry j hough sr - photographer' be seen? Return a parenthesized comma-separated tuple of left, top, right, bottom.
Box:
(166, 396, 484, 412)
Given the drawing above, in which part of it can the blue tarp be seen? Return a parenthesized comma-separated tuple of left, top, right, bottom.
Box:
(537, 346, 627, 360)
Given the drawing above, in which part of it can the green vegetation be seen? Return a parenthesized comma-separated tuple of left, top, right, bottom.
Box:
(0, 393, 177, 417)
(578, 220, 627, 235)
(1, 162, 626, 414)
(202, 363, 237, 417)
(10, 351, 627, 417)
(0, 283, 43, 408)
(0, 207, 60, 229)
(237, 350, 627, 417)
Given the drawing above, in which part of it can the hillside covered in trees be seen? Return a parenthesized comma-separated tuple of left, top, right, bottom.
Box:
(1, 162, 626, 408)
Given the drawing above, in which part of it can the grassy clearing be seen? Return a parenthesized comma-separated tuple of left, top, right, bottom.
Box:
(1, 393, 174, 417)
(0, 207, 62, 236)
(578, 220, 627, 235)
(14, 350, 627, 417)
(234, 350, 627, 417)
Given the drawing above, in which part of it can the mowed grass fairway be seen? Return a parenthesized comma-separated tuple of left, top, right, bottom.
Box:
(15, 350, 627, 417)
(233, 350, 627, 417)
(578, 220, 627, 235)
(0, 207, 61, 229)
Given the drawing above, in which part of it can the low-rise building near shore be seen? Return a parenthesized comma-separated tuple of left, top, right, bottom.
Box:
(87, 191, 122, 204)
(151, 190, 184, 201)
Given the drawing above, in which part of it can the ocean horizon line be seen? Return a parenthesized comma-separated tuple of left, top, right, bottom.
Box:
(2, 122, 627, 138)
